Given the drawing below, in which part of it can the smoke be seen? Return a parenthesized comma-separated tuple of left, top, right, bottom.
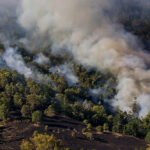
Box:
(17, 0, 150, 118)
(2, 47, 53, 85)
(0, 0, 147, 117)
(3, 47, 32, 78)
(34, 53, 49, 65)
(49, 63, 78, 86)
(0, 0, 24, 44)
(89, 88, 102, 103)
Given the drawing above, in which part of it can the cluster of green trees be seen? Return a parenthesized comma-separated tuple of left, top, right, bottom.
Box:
(0, 42, 150, 143)
(0, 67, 150, 142)
(0, 69, 54, 121)
(21, 133, 70, 150)
(1, 2, 150, 149)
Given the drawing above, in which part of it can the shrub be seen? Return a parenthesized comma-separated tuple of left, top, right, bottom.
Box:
(13, 93, 23, 108)
(146, 146, 150, 150)
(32, 111, 43, 123)
(87, 123, 92, 129)
(21, 105, 30, 118)
(103, 123, 109, 131)
(21, 140, 34, 150)
(44, 105, 55, 117)
(82, 128, 87, 134)
(96, 126, 103, 132)
(0, 104, 9, 120)
(84, 132, 93, 141)
(45, 125, 48, 131)
(33, 130, 38, 137)
(83, 119, 88, 124)
(20, 133, 66, 150)
(145, 132, 150, 143)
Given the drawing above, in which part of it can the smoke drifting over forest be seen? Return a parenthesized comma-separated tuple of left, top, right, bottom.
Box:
(1, 0, 150, 118)
(0, 0, 24, 43)
(50, 63, 79, 86)
(3, 47, 32, 78)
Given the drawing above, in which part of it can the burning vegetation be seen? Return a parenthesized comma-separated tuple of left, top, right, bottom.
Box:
(0, 0, 150, 149)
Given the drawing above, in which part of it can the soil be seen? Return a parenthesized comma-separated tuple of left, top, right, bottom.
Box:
(0, 115, 148, 150)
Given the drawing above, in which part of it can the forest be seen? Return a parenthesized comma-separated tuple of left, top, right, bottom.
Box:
(0, 0, 150, 150)
(0, 43, 150, 149)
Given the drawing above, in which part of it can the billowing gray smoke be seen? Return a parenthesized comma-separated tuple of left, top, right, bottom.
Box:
(34, 53, 49, 65)
(0, 0, 24, 44)
(17, 0, 150, 118)
(3, 47, 32, 78)
(0, 0, 150, 118)
(2, 46, 52, 84)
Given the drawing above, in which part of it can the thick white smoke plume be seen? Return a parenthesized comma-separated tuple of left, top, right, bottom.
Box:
(0, 0, 23, 43)
(4, 0, 147, 118)
(2, 47, 52, 85)
(3, 47, 32, 78)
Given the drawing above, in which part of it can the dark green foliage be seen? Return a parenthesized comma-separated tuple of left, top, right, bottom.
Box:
(27, 94, 46, 110)
(64, 88, 82, 102)
(96, 126, 103, 132)
(123, 119, 146, 138)
(21, 105, 31, 118)
(0, 69, 53, 120)
(103, 123, 109, 131)
(145, 132, 150, 143)
(32, 111, 43, 123)
(50, 73, 68, 93)
(14, 93, 24, 108)
(44, 105, 56, 117)
(112, 113, 127, 133)
(0, 104, 9, 120)
(0, 48, 149, 141)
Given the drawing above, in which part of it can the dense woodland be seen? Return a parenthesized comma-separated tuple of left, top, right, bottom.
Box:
(1, 2, 150, 150)
(0, 44, 149, 142)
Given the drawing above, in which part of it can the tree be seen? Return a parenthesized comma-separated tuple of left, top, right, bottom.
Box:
(32, 111, 43, 123)
(84, 132, 93, 141)
(123, 119, 146, 138)
(44, 105, 55, 117)
(71, 102, 84, 120)
(64, 88, 81, 102)
(83, 119, 88, 125)
(20, 133, 66, 150)
(112, 113, 126, 133)
(0, 104, 9, 120)
(146, 146, 150, 150)
(87, 123, 92, 129)
(14, 93, 23, 108)
(21, 105, 30, 118)
(20, 140, 34, 150)
(27, 94, 46, 110)
(82, 128, 87, 134)
(145, 132, 150, 143)
(144, 113, 150, 130)
(103, 123, 109, 131)
(91, 105, 107, 125)
(96, 126, 103, 132)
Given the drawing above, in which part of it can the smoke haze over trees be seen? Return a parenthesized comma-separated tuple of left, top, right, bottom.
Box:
(0, 1, 150, 148)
